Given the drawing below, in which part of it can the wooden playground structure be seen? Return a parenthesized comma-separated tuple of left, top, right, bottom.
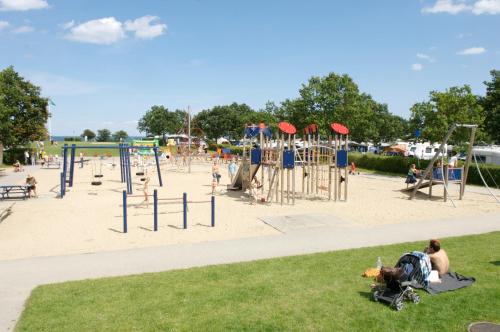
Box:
(404, 123, 498, 206)
(228, 121, 350, 205)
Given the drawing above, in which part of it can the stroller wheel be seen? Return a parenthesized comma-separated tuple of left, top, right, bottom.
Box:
(394, 300, 404, 311)
(412, 294, 420, 304)
(373, 291, 379, 302)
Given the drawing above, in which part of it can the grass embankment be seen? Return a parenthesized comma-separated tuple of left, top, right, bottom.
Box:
(34, 141, 123, 157)
(16, 232, 500, 331)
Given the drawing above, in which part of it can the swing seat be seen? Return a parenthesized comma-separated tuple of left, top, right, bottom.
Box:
(94, 174, 103, 178)
(136, 172, 144, 176)
(140, 178, 146, 181)
(91, 181, 102, 186)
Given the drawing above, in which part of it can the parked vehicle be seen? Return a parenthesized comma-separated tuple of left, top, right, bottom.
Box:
(472, 146, 500, 165)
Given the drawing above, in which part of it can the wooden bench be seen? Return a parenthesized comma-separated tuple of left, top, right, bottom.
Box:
(0, 185, 30, 200)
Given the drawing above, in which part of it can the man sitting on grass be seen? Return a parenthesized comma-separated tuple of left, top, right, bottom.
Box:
(424, 239, 449, 276)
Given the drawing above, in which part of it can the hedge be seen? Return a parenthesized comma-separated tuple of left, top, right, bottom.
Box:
(349, 152, 500, 187)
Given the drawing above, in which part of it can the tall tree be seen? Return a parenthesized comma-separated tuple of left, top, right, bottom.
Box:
(0, 66, 49, 164)
(112, 130, 128, 142)
(81, 129, 96, 140)
(137, 106, 185, 142)
(96, 129, 111, 142)
(481, 70, 500, 143)
(409, 86, 484, 143)
(192, 103, 255, 140)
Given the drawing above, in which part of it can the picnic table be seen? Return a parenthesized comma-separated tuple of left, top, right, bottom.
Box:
(0, 185, 30, 200)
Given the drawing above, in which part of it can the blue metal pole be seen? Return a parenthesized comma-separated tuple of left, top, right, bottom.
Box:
(211, 195, 215, 227)
(119, 144, 124, 183)
(153, 147, 163, 187)
(154, 189, 158, 231)
(60, 172, 64, 198)
(126, 147, 133, 194)
(62, 144, 68, 184)
(123, 190, 127, 233)
(69, 144, 76, 187)
(183, 192, 187, 229)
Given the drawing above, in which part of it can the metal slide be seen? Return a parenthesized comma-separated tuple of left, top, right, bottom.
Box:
(227, 163, 261, 190)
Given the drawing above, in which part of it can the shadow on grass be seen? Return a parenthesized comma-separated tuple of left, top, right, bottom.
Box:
(489, 261, 500, 266)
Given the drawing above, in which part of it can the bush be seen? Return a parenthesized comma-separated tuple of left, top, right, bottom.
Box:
(3, 147, 26, 165)
(349, 152, 500, 187)
(64, 137, 81, 142)
(467, 164, 500, 187)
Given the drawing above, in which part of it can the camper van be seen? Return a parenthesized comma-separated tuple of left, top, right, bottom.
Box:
(408, 142, 449, 160)
(472, 146, 500, 165)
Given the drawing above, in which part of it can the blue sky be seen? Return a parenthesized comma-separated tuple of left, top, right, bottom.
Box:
(0, 0, 499, 136)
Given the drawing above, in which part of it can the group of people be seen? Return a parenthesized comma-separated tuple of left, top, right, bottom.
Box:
(211, 159, 238, 194)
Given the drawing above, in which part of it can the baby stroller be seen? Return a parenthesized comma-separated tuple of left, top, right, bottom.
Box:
(373, 252, 431, 311)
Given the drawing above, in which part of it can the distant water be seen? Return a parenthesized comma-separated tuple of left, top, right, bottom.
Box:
(50, 136, 144, 142)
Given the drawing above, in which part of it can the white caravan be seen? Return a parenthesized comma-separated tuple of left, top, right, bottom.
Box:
(408, 142, 449, 160)
(472, 146, 500, 166)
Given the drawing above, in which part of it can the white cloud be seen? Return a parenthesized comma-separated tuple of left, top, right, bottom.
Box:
(422, 0, 470, 14)
(422, 0, 500, 14)
(0, 20, 9, 30)
(64, 17, 126, 45)
(60, 20, 74, 30)
(0, 0, 48, 11)
(417, 53, 435, 62)
(411, 63, 424, 71)
(457, 46, 486, 55)
(472, 0, 500, 14)
(11, 25, 34, 34)
(63, 15, 166, 44)
(124, 15, 166, 39)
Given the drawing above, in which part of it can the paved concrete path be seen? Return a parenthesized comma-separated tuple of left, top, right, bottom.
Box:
(1, 212, 499, 331)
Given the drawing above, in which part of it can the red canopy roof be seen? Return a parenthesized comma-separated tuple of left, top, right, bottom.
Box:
(330, 123, 349, 135)
(278, 122, 297, 135)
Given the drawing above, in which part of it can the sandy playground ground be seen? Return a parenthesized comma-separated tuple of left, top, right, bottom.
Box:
(0, 157, 499, 261)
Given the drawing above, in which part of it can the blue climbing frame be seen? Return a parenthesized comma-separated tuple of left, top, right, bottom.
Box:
(60, 144, 163, 198)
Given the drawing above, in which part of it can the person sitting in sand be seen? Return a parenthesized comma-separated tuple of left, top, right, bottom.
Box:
(424, 239, 449, 276)
(26, 174, 37, 198)
(13, 160, 23, 172)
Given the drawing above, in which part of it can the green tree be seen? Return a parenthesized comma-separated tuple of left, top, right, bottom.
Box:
(112, 130, 128, 142)
(81, 129, 96, 141)
(193, 103, 255, 140)
(481, 70, 500, 143)
(0, 66, 49, 164)
(409, 86, 484, 143)
(96, 129, 111, 142)
(137, 106, 186, 142)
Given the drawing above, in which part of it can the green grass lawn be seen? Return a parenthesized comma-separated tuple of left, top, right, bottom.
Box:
(16, 232, 500, 332)
(32, 141, 122, 157)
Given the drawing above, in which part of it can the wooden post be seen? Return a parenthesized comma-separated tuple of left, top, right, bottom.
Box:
(280, 133, 284, 206)
(292, 133, 296, 205)
(302, 134, 306, 196)
(344, 134, 349, 201)
(461, 126, 476, 199)
(328, 135, 332, 201)
(287, 133, 291, 204)
(444, 164, 449, 202)
(307, 134, 311, 195)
